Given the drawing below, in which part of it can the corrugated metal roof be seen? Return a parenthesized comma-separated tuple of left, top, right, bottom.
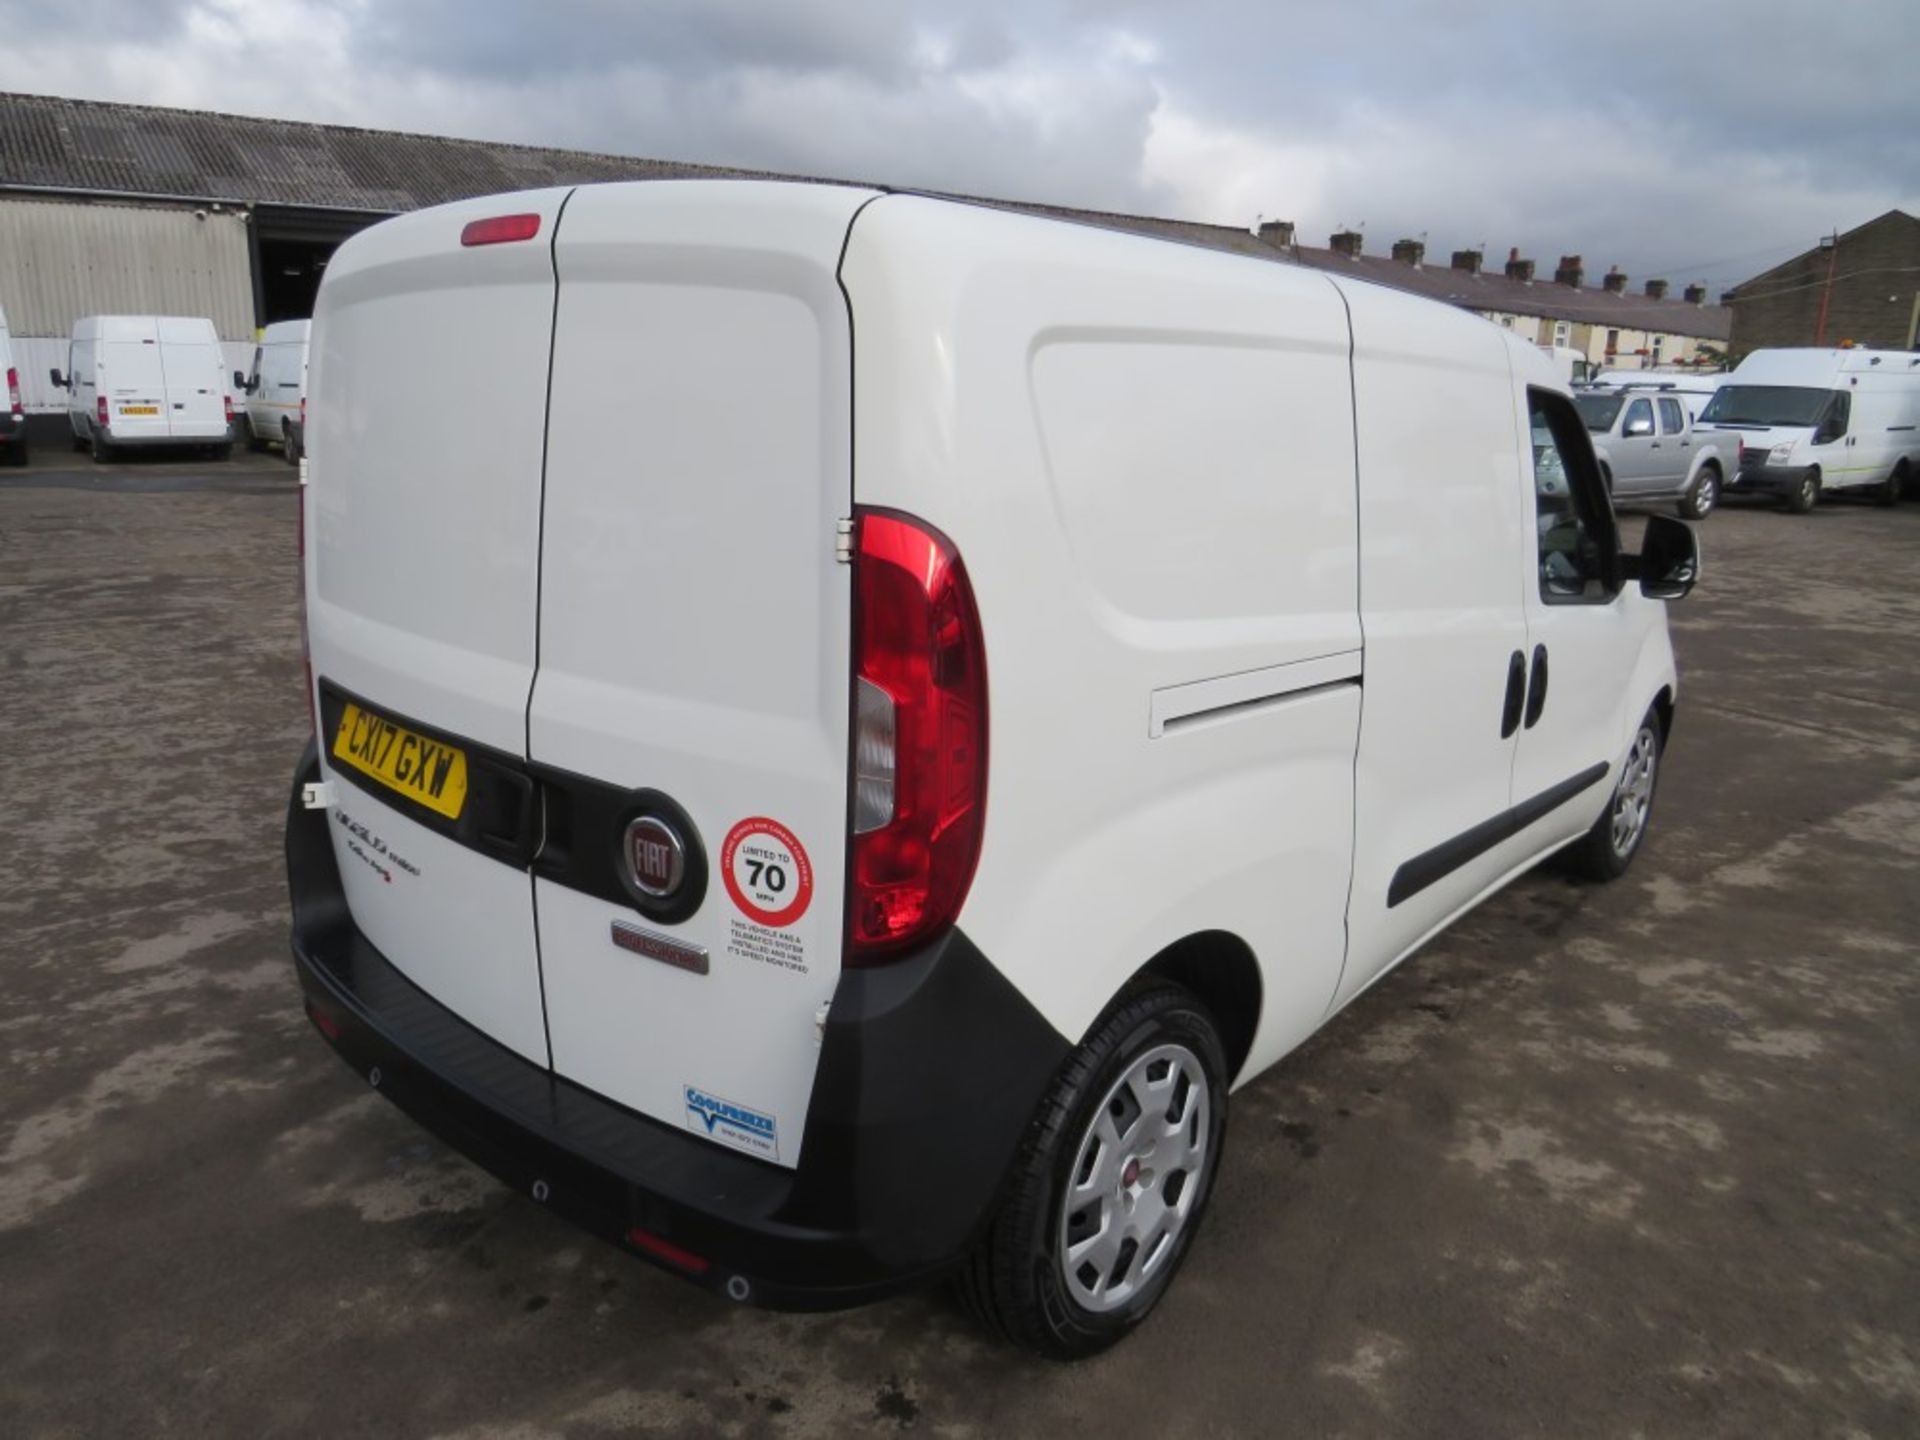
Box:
(0, 91, 1731, 341)
(0, 91, 767, 211)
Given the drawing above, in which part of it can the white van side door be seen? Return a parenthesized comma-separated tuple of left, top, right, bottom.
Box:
(1508, 388, 1642, 852)
(1333, 287, 1535, 1008)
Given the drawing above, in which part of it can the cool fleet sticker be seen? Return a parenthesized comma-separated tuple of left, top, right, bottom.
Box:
(684, 1086, 779, 1161)
(720, 817, 813, 928)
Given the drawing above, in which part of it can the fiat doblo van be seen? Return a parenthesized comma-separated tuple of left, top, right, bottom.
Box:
(285, 181, 1698, 1359)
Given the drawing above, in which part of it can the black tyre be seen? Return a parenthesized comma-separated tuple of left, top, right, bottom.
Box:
(1, 439, 25, 468)
(283, 422, 302, 466)
(1677, 464, 1719, 521)
(71, 430, 89, 453)
(1566, 707, 1662, 882)
(90, 427, 114, 464)
(246, 421, 270, 452)
(956, 984, 1228, 1361)
(1876, 463, 1905, 508)
(210, 443, 233, 462)
(1785, 468, 1820, 514)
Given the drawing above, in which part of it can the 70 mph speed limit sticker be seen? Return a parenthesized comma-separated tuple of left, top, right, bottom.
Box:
(721, 817, 813, 928)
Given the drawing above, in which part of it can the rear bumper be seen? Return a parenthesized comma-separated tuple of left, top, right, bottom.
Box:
(0, 412, 24, 447)
(285, 742, 1066, 1310)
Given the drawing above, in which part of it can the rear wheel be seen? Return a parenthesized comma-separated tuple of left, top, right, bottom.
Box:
(1877, 463, 1906, 508)
(1785, 468, 1820, 514)
(956, 985, 1228, 1361)
(246, 420, 270, 452)
(210, 443, 233, 462)
(1, 440, 25, 468)
(1567, 708, 1662, 882)
(283, 421, 302, 466)
(1678, 464, 1719, 520)
(90, 427, 114, 464)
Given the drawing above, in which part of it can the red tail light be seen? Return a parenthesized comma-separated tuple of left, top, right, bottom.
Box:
(95, 396, 109, 427)
(460, 213, 541, 247)
(5, 366, 20, 417)
(847, 509, 987, 962)
(223, 394, 235, 424)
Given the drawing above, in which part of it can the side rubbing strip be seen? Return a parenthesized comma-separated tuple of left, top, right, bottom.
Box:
(1387, 762, 1610, 908)
(1150, 650, 1363, 738)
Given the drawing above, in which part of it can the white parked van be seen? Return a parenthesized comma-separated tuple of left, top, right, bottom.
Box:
(1697, 347, 1920, 511)
(238, 319, 310, 463)
(51, 315, 234, 461)
(285, 183, 1699, 1359)
(0, 305, 25, 467)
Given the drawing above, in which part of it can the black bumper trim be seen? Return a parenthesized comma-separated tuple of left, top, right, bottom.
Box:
(285, 741, 1067, 1311)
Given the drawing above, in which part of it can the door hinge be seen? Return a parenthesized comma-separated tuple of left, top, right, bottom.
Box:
(301, 780, 335, 810)
(834, 517, 854, 564)
(814, 1000, 831, 1042)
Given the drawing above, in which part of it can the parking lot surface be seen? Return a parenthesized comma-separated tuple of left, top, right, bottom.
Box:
(2, 456, 1916, 1438)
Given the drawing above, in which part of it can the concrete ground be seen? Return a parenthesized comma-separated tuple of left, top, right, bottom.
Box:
(1, 452, 1916, 1439)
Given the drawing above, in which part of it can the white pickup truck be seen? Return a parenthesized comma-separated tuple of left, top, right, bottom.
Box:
(1575, 384, 1730, 519)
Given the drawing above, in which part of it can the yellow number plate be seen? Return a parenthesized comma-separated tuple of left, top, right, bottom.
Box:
(120, 405, 159, 415)
(331, 702, 469, 820)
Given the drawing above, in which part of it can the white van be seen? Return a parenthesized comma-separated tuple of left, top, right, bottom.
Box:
(0, 305, 25, 467)
(238, 319, 310, 463)
(285, 183, 1699, 1359)
(1697, 347, 1920, 511)
(50, 315, 234, 461)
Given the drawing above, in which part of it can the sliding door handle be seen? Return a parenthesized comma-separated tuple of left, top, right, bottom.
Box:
(1524, 645, 1549, 729)
(1500, 650, 1527, 738)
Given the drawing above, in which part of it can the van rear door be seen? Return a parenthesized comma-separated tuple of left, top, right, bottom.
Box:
(99, 320, 169, 442)
(529, 182, 875, 1167)
(304, 189, 572, 1065)
(155, 319, 227, 439)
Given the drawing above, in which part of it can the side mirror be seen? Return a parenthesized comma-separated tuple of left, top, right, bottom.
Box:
(1624, 417, 1655, 438)
(1630, 514, 1699, 600)
(233, 369, 248, 392)
(49, 368, 67, 389)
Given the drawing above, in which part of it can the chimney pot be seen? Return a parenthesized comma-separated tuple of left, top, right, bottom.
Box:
(1644, 278, 1670, 300)
(1451, 248, 1483, 275)
(1554, 255, 1585, 288)
(1330, 229, 1364, 258)
(1256, 219, 1296, 249)
(1390, 237, 1426, 267)
(1505, 252, 1536, 283)
(1683, 282, 1707, 304)
(1602, 266, 1628, 294)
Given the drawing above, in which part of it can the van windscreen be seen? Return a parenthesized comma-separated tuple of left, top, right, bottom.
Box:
(1698, 385, 1833, 427)
(1573, 393, 1624, 432)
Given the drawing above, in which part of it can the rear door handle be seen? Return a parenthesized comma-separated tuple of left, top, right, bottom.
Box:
(1501, 650, 1527, 738)
(1524, 645, 1549, 729)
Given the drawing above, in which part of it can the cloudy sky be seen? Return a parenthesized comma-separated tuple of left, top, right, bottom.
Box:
(2, 0, 1916, 293)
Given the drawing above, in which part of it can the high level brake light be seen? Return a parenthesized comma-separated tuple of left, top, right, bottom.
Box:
(847, 509, 988, 963)
(460, 213, 541, 247)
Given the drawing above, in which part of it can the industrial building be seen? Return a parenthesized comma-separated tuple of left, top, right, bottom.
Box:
(1725, 210, 1920, 360)
(1, 90, 1732, 427)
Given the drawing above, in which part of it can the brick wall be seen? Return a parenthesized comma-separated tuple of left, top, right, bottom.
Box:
(1729, 212, 1920, 359)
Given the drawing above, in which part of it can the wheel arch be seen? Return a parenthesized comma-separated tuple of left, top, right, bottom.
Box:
(1121, 930, 1262, 1086)
(1651, 684, 1675, 742)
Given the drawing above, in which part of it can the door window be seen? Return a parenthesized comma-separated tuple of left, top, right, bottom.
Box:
(1814, 391, 1851, 444)
(1657, 397, 1686, 434)
(1529, 389, 1622, 605)
(1622, 397, 1654, 437)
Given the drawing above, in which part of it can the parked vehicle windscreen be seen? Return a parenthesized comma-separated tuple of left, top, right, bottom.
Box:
(1699, 385, 1833, 427)
(1574, 393, 1624, 432)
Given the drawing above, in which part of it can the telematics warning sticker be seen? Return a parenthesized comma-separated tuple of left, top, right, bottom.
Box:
(720, 817, 813, 928)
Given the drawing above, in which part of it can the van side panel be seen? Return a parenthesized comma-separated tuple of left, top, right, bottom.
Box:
(1331, 280, 1540, 1008)
(528, 182, 875, 1165)
(305, 188, 573, 1065)
(840, 196, 1362, 1078)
